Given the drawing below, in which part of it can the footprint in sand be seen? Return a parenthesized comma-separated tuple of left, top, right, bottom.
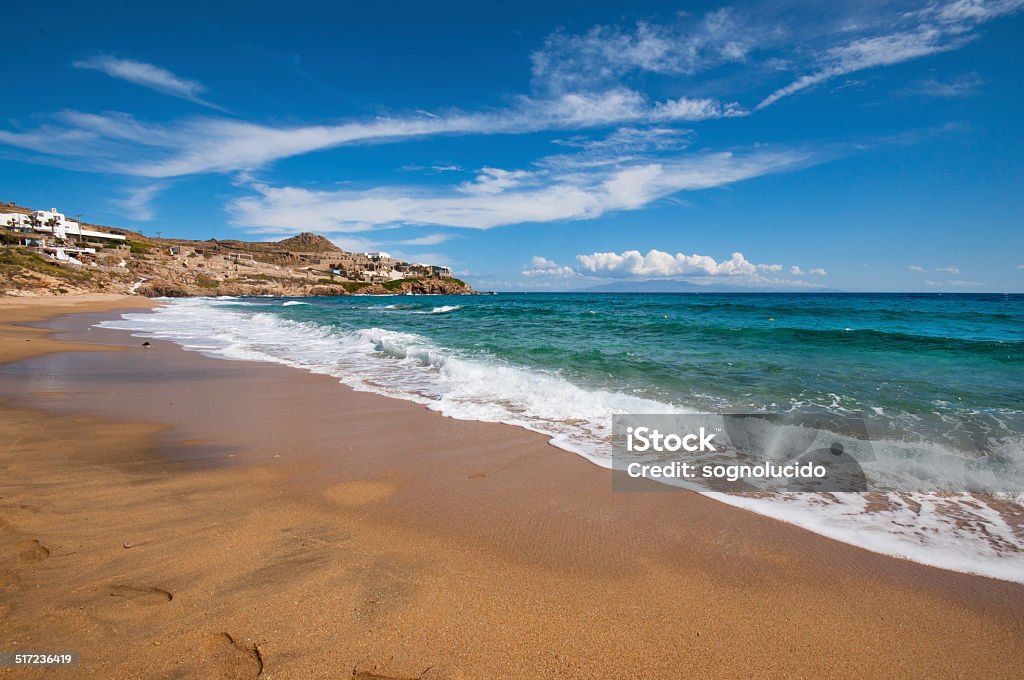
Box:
(108, 584, 173, 605)
(17, 539, 50, 563)
(353, 662, 461, 680)
(197, 632, 263, 679)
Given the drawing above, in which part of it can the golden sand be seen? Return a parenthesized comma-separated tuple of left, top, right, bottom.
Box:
(0, 295, 1022, 678)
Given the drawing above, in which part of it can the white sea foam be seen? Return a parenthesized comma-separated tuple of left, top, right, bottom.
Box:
(100, 299, 680, 455)
(415, 305, 462, 314)
(282, 301, 309, 306)
(99, 298, 1024, 584)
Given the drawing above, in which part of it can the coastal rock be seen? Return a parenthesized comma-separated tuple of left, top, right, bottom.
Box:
(137, 283, 190, 298)
(309, 285, 350, 296)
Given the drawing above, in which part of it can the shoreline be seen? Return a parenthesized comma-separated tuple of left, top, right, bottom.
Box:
(2, 295, 1023, 678)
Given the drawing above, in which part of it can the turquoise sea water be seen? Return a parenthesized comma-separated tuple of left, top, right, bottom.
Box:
(101, 292, 1024, 581)
(278, 292, 1022, 453)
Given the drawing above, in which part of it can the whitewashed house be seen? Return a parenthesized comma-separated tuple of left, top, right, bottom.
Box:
(27, 208, 127, 244)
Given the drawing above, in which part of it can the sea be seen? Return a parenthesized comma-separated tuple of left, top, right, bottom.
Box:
(100, 292, 1024, 583)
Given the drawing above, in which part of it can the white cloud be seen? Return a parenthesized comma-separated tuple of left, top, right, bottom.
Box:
(112, 183, 164, 221)
(459, 168, 533, 195)
(1018, 264, 1024, 270)
(937, 265, 961, 273)
(925, 279, 983, 287)
(4, 1, 1017, 179)
(0, 89, 742, 177)
(757, 0, 1024, 109)
(530, 9, 760, 94)
(227, 148, 812, 232)
(522, 256, 577, 277)
(650, 97, 747, 121)
(758, 28, 960, 109)
(395, 233, 454, 246)
(576, 249, 760, 278)
(901, 72, 985, 97)
(570, 248, 828, 288)
(790, 265, 806, 275)
(73, 56, 224, 110)
(809, 267, 828, 276)
(553, 127, 693, 155)
(909, 264, 926, 271)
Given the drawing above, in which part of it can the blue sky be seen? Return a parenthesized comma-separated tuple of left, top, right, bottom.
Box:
(2, 0, 1023, 291)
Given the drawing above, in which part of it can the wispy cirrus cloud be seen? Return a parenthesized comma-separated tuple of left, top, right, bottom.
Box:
(73, 56, 225, 111)
(112, 183, 164, 221)
(529, 0, 1022, 112)
(900, 72, 985, 97)
(0, 0, 1017, 183)
(531, 8, 762, 95)
(395, 233, 454, 246)
(756, 0, 1024, 109)
(227, 147, 813, 233)
(0, 90, 739, 178)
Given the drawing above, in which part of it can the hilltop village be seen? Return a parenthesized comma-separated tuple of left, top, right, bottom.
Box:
(0, 202, 472, 297)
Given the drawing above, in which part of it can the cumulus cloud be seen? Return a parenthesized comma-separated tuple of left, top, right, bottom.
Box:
(576, 249, 761, 278)
(568, 249, 828, 288)
(73, 56, 224, 110)
(790, 265, 806, 275)
(522, 256, 577, 277)
(809, 267, 828, 276)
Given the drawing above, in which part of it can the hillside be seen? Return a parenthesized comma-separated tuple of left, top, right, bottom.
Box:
(275, 232, 342, 252)
(1, 203, 473, 297)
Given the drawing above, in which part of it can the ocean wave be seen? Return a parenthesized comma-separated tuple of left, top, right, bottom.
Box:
(415, 305, 462, 315)
(99, 298, 680, 455)
(282, 300, 309, 306)
(98, 298, 1024, 584)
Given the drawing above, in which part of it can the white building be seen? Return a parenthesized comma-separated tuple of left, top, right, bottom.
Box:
(364, 251, 391, 261)
(1, 208, 126, 244)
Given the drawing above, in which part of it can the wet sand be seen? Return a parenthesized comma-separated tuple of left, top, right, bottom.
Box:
(1, 295, 1022, 679)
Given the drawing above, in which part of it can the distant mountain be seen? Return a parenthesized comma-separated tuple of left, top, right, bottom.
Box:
(578, 279, 840, 293)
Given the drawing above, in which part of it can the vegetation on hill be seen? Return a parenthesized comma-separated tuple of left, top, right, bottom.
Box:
(274, 232, 342, 252)
(0, 247, 128, 295)
(0, 201, 477, 297)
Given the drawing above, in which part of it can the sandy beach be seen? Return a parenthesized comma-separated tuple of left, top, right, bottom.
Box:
(1, 295, 1023, 679)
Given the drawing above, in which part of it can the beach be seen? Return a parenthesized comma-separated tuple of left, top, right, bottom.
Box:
(2, 295, 1023, 679)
